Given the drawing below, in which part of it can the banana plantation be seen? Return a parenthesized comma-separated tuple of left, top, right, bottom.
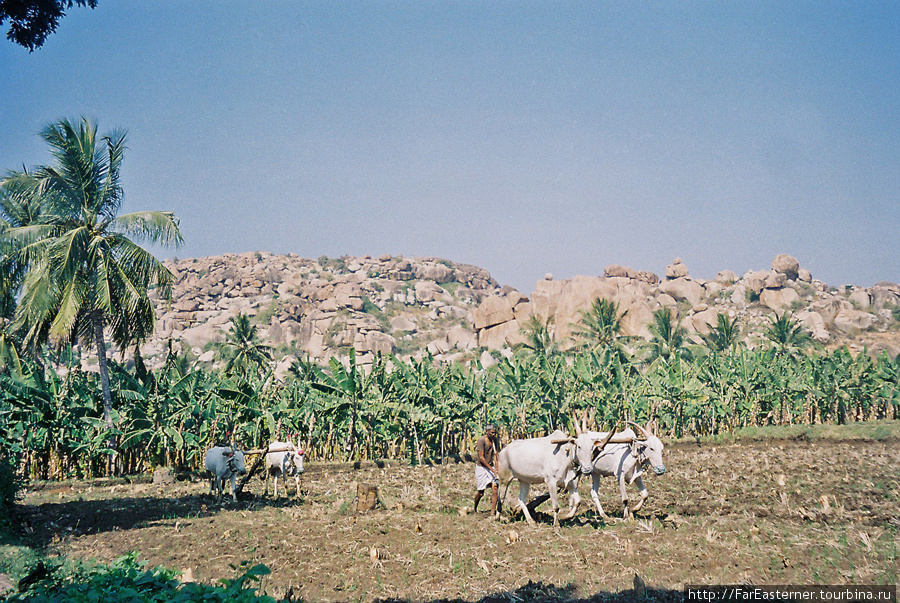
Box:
(1, 326, 898, 481)
(1, 118, 898, 485)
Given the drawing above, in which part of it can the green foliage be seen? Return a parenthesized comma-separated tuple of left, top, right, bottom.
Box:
(1, 0, 98, 51)
(517, 315, 557, 357)
(392, 335, 422, 357)
(223, 314, 272, 379)
(0, 442, 24, 524)
(1, 118, 182, 473)
(361, 296, 380, 316)
(0, 291, 899, 480)
(441, 280, 462, 295)
(646, 307, 691, 365)
(572, 298, 622, 351)
(764, 311, 811, 357)
(7, 554, 275, 602)
(795, 281, 816, 298)
(254, 300, 281, 325)
(732, 420, 900, 442)
(361, 297, 390, 331)
(317, 255, 346, 272)
(701, 313, 741, 354)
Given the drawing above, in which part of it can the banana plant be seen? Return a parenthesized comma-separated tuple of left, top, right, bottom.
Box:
(645, 353, 705, 437)
(875, 350, 900, 419)
(491, 355, 535, 438)
(310, 348, 370, 461)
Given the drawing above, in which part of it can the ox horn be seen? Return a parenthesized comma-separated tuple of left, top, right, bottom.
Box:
(627, 421, 652, 440)
(571, 412, 583, 435)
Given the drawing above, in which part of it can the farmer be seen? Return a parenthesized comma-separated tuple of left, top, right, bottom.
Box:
(473, 424, 499, 515)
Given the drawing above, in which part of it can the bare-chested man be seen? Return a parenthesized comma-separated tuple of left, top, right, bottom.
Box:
(473, 424, 499, 514)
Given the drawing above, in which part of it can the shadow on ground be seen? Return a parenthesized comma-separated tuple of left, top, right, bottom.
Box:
(369, 581, 683, 603)
(12, 492, 302, 549)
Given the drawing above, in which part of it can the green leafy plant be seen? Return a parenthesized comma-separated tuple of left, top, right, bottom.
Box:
(0, 444, 23, 523)
(701, 313, 741, 354)
(1, 118, 183, 474)
(8, 554, 275, 603)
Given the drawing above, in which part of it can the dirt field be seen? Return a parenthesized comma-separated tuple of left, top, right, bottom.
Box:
(9, 439, 900, 602)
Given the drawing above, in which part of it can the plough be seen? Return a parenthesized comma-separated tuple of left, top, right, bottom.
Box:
(233, 443, 301, 496)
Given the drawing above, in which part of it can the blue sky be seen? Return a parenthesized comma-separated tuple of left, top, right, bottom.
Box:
(1, 2, 898, 292)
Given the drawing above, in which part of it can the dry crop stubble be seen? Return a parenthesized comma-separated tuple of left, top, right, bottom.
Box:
(10, 439, 900, 601)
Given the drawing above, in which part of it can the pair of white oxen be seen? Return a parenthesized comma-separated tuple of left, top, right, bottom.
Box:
(203, 440, 305, 502)
(496, 421, 666, 526)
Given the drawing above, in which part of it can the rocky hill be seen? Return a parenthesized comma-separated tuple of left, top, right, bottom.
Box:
(474, 255, 900, 359)
(141, 252, 502, 376)
(125, 252, 899, 377)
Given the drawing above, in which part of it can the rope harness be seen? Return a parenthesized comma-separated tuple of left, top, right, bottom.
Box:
(630, 440, 649, 466)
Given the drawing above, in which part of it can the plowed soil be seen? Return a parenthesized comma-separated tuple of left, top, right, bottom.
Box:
(11, 439, 900, 602)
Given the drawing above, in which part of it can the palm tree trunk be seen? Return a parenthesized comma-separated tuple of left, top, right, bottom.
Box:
(92, 312, 117, 475)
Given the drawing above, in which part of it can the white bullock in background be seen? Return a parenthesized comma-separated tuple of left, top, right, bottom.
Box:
(264, 440, 305, 498)
(575, 421, 667, 519)
(204, 446, 247, 502)
(497, 429, 615, 526)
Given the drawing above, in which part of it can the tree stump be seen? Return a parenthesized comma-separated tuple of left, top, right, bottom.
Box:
(153, 467, 176, 486)
(357, 484, 379, 513)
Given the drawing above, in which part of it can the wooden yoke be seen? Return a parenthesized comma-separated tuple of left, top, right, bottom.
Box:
(597, 423, 619, 450)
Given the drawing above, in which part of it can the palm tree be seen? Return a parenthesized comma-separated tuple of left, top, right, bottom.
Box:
(1, 171, 46, 314)
(764, 311, 811, 358)
(223, 313, 273, 379)
(701, 313, 742, 354)
(517, 315, 556, 357)
(645, 307, 690, 365)
(572, 297, 622, 351)
(0, 168, 49, 373)
(1, 117, 182, 471)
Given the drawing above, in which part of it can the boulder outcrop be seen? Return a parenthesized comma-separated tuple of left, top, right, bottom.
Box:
(468, 256, 897, 359)
(665, 258, 689, 279)
(771, 254, 800, 280)
(141, 253, 502, 374)
(127, 252, 898, 370)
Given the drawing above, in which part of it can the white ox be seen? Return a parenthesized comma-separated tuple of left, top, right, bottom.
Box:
(264, 440, 305, 498)
(204, 446, 247, 502)
(497, 429, 614, 526)
(575, 421, 666, 519)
